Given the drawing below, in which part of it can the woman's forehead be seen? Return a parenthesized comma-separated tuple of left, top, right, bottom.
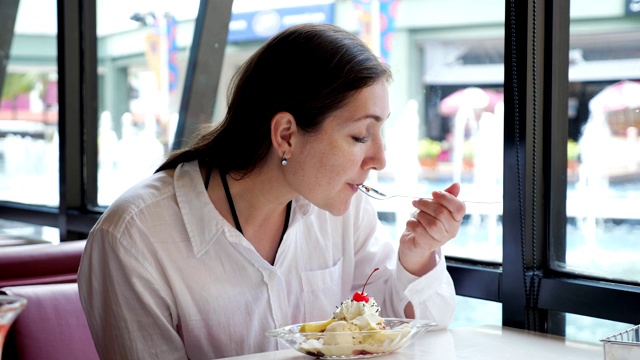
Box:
(331, 82, 390, 121)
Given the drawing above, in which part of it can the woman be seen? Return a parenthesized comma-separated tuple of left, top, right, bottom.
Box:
(78, 23, 465, 359)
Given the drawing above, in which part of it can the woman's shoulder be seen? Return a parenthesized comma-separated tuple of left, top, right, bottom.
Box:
(118, 169, 175, 206)
(95, 170, 178, 233)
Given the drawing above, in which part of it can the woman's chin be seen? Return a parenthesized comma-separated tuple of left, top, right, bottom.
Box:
(326, 208, 349, 216)
(307, 198, 351, 216)
(306, 190, 355, 216)
(323, 198, 353, 216)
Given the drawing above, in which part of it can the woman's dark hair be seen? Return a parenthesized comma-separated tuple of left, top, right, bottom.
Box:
(156, 23, 392, 176)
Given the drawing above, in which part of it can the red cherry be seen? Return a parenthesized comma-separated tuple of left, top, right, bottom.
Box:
(352, 292, 369, 303)
(353, 267, 379, 303)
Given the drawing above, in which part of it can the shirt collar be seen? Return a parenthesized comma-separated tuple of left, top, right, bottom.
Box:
(174, 160, 225, 257)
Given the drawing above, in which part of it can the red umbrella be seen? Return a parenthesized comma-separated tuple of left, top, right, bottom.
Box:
(589, 80, 640, 135)
(439, 87, 503, 117)
(589, 80, 640, 112)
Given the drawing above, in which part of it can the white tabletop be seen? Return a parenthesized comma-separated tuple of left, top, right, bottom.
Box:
(222, 325, 603, 359)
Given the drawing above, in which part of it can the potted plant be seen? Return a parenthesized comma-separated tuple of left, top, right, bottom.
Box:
(567, 139, 580, 172)
(1, 73, 39, 101)
(463, 140, 475, 169)
(418, 138, 441, 169)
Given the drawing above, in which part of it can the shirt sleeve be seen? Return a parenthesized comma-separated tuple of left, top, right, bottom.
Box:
(390, 250, 456, 329)
(78, 226, 188, 360)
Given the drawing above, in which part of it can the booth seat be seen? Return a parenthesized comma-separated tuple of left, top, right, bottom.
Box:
(0, 240, 86, 287)
(1, 283, 99, 360)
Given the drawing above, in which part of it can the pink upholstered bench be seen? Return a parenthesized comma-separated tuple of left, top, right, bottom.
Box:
(0, 240, 86, 287)
(1, 283, 98, 360)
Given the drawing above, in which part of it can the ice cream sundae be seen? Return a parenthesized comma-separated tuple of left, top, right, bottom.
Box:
(300, 268, 386, 334)
(296, 268, 411, 357)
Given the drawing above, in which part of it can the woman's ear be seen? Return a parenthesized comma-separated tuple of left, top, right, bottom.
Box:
(271, 112, 297, 158)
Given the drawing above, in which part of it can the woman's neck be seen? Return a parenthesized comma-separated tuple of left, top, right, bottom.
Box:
(206, 165, 293, 264)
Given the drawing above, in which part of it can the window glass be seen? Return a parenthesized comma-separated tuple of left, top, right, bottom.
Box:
(565, 312, 634, 344)
(555, 1, 640, 283)
(96, 0, 200, 205)
(449, 296, 501, 328)
(0, 219, 59, 246)
(0, 1, 59, 207)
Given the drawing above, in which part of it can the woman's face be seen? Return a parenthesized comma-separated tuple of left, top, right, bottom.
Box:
(287, 79, 389, 215)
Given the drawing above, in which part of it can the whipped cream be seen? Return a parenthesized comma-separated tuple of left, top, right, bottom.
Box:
(331, 298, 385, 331)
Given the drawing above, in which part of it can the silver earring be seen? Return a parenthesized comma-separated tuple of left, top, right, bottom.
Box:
(281, 154, 288, 166)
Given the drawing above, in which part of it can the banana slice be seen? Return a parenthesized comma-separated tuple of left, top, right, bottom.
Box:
(299, 318, 334, 333)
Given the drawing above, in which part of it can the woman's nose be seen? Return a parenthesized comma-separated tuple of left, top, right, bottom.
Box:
(366, 136, 386, 171)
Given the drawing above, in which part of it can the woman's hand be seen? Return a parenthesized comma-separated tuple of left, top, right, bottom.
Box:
(398, 182, 465, 277)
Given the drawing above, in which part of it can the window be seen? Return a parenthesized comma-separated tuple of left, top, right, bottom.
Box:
(0, 1, 59, 207)
(556, 25, 640, 284)
(95, 1, 200, 206)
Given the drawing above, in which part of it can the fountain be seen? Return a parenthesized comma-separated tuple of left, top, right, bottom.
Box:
(444, 87, 491, 185)
(574, 91, 612, 257)
(381, 99, 422, 240)
(471, 107, 504, 246)
(98, 111, 118, 172)
(438, 88, 504, 261)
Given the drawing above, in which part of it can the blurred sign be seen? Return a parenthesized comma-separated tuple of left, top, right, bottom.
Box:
(353, 0, 400, 63)
(144, 14, 179, 93)
(228, 3, 334, 43)
(166, 15, 179, 93)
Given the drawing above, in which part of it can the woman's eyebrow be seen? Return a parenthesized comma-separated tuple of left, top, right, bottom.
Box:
(354, 112, 391, 123)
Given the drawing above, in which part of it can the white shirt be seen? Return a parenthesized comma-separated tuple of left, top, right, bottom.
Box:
(78, 160, 455, 360)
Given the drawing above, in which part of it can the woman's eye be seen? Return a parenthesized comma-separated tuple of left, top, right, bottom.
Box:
(353, 136, 369, 143)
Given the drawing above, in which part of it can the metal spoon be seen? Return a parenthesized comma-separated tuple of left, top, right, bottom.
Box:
(356, 184, 501, 204)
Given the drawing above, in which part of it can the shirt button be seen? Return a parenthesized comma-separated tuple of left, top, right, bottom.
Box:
(269, 272, 277, 282)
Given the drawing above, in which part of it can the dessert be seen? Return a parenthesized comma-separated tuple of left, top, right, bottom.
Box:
(300, 268, 385, 334)
(297, 268, 411, 357)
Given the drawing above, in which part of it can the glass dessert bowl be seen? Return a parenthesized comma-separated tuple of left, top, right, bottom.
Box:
(0, 295, 28, 359)
(266, 318, 436, 359)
